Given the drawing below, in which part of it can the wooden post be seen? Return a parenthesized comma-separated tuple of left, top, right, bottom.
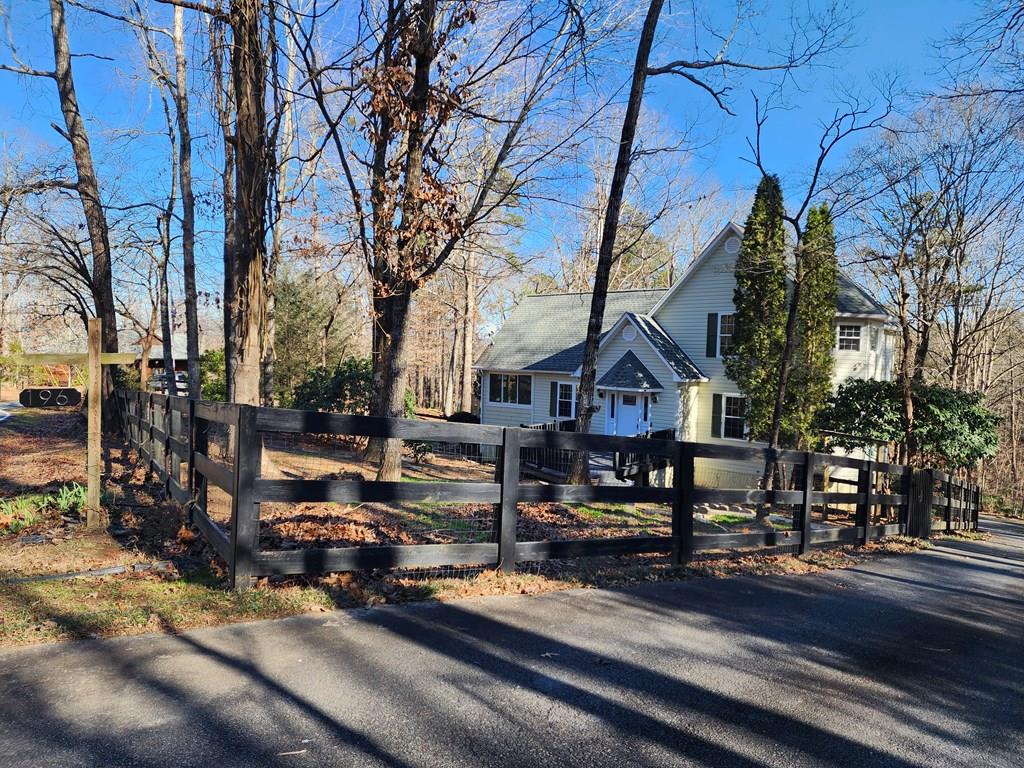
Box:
(496, 427, 521, 573)
(229, 404, 262, 591)
(162, 395, 172, 496)
(857, 460, 874, 545)
(672, 441, 694, 566)
(945, 477, 954, 534)
(86, 318, 102, 528)
(797, 451, 815, 554)
(899, 466, 913, 533)
(909, 468, 935, 539)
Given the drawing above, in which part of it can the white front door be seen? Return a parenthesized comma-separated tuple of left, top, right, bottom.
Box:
(616, 394, 641, 435)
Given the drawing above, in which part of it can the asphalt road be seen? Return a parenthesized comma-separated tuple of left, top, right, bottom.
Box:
(0, 518, 1021, 768)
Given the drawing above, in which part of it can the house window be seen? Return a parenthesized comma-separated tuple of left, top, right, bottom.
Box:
(609, 393, 616, 418)
(723, 395, 746, 440)
(718, 314, 735, 356)
(557, 382, 575, 418)
(488, 373, 532, 405)
(838, 325, 861, 351)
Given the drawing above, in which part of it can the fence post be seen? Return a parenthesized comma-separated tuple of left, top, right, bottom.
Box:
(496, 427, 521, 573)
(857, 460, 874, 545)
(973, 483, 981, 530)
(229, 404, 262, 591)
(909, 468, 935, 539)
(945, 477, 954, 534)
(191, 403, 207, 527)
(162, 395, 172, 497)
(797, 451, 815, 554)
(899, 465, 913, 534)
(671, 442, 694, 566)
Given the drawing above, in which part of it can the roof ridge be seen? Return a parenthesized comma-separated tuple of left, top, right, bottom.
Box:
(524, 287, 668, 299)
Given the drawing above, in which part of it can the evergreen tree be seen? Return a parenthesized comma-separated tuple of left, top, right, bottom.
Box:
(785, 204, 838, 447)
(724, 175, 787, 440)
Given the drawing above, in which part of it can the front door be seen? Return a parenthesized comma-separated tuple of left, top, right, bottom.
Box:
(610, 393, 651, 436)
(616, 394, 641, 435)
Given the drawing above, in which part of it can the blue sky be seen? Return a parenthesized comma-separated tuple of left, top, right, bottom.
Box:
(645, 0, 973, 205)
(0, 0, 979, 290)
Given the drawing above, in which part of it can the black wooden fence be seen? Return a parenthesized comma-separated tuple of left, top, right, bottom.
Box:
(116, 390, 982, 591)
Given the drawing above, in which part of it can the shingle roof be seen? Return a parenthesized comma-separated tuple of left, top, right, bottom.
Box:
(625, 313, 706, 382)
(476, 269, 891, 374)
(836, 272, 889, 316)
(596, 350, 664, 390)
(475, 289, 664, 373)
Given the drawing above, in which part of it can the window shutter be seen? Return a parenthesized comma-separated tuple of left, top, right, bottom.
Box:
(549, 381, 557, 417)
(706, 313, 718, 358)
(711, 393, 722, 438)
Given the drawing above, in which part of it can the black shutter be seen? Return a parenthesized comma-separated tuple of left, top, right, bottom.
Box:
(711, 393, 722, 438)
(549, 381, 557, 417)
(706, 313, 718, 358)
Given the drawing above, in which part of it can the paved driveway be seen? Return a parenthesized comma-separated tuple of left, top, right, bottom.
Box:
(0, 518, 1021, 767)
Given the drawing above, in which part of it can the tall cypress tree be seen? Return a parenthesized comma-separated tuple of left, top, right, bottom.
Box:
(724, 175, 787, 440)
(785, 204, 839, 447)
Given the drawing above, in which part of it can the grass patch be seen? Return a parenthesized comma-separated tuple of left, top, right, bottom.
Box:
(0, 568, 334, 646)
(0, 483, 88, 535)
(708, 513, 754, 526)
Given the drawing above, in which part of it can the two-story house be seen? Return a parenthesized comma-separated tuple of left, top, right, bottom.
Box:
(474, 222, 897, 486)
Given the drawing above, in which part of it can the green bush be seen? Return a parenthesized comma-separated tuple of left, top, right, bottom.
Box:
(199, 349, 227, 401)
(818, 379, 1000, 469)
(292, 357, 373, 413)
(290, 357, 416, 417)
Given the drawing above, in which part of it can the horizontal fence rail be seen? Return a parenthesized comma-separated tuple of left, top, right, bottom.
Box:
(115, 391, 982, 590)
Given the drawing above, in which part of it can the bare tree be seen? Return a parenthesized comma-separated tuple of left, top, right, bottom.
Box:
(1, 0, 119, 420)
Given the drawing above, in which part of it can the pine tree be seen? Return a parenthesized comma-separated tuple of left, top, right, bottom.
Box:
(785, 204, 838, 447)
(724, 175, 787, 440)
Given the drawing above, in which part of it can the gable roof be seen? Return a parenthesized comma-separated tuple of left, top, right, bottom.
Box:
(474, 289, 664, 373)
(596, 350, 663, 391)
(572, 312, 706, 382)
(649, 221, 891, 320)
(835, 272, 889, 316)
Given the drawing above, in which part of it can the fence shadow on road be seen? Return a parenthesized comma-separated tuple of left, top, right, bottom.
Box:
(2, 522, 1022, 767)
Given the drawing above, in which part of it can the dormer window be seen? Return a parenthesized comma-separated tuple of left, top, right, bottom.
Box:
(837, 325, 861, 351)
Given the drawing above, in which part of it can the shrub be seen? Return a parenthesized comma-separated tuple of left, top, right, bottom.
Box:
(818, 379, 1000, 469)
(446, 411, 480, 424)
(292, 357, 373, 413)
(199, 349, 228, 401)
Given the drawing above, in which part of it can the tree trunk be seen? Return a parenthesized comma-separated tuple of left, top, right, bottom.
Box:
(461, 248, 476, 412)
(227, 0, 269, 406)
(48, 0, 118, 423)
(158, 243, 175, 396)
(371, 287, 414, 481)
(569, 0, 665, 484)
(173, 7, 200, 400)
(210, 15, 236, 401)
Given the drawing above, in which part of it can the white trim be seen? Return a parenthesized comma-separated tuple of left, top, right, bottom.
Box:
(720, 392, 748, 442)
(598, 385, 664, 393)
(554, 380, 576, 419)
(571, 313, 691, 382)
(836, 324, 863, 352)
(834, 312, 888, 320)
(715, 308, 735, 358)
(649, 221, 744, 316)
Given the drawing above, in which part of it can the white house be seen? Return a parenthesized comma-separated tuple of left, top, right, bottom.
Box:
(474, 222, 897, 486)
